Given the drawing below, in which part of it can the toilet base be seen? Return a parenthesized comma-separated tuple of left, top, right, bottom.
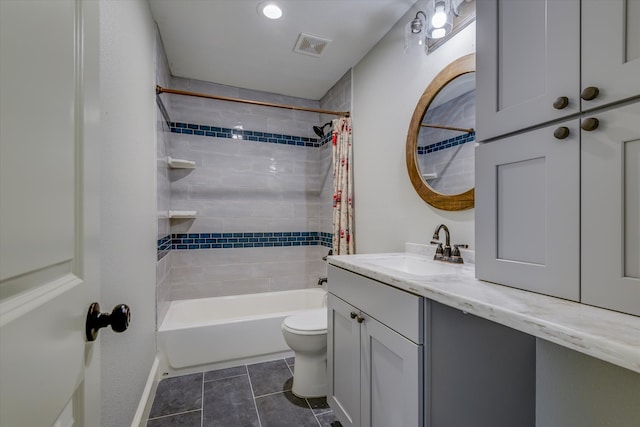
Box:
(291, 354, 327, 398)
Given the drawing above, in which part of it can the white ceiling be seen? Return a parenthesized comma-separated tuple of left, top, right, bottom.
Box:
(149, 0, 418, 100)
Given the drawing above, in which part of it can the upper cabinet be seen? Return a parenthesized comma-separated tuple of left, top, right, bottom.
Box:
(477, 0, 640, 141)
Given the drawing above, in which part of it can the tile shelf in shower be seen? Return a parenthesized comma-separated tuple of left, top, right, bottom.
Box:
(168, 210, 197, 219)
(167, 156, 195, 169)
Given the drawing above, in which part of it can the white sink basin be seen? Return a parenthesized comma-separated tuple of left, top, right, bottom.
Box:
(363, 254, 466, 277)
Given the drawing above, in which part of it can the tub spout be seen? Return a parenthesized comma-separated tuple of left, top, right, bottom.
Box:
(318, 277, 328, 286)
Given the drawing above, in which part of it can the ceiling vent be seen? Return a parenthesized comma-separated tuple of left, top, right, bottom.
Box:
(293, 33, 331, 57)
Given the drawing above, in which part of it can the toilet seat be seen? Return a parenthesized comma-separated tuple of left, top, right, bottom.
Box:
(282, 308, 327, 335)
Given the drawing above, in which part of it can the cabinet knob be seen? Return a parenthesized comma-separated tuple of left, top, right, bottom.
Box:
(356, 315, 365, 324)
(580, 86, 599, 101)
(581, 117, 600, 132)
(350, 312, 357, 319)
(553, 126, 571, 140)
(553, 96, 569, 110)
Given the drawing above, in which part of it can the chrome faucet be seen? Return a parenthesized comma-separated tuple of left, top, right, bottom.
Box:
(318, 277, 328, 286)
(430, 224, 467, 264)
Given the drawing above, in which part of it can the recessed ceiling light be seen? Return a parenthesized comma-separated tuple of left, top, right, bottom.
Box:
(258, 2, 283, 20)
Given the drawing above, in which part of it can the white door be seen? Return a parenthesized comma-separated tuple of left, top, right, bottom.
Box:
(0, 1, 101, 426)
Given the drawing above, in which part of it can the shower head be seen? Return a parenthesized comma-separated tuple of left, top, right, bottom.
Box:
(313, 122, 332, 138)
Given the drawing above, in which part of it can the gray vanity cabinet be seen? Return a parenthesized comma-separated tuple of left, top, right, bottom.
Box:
(475, 119, 581, 301)
(477, 0, 640, 142)
(327, 266, 423, 427)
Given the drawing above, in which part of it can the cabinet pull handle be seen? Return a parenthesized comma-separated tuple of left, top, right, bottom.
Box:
(553, 126, 570, 140)
(581, 117, 599, 132)
(350, 312, 357, 319)
(580, 86, 599, 101)
(356, 315, 365, 323)
(553, 96, 569, 109)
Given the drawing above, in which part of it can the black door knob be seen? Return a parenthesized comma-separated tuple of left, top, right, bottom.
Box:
(580, 86, 599, 101)
(553, 126, 571, 140)
(581, 117, 600, 132)
(86, 302, 131, 341)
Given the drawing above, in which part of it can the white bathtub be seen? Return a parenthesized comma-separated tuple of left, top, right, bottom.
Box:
(158, 288, 327, 370)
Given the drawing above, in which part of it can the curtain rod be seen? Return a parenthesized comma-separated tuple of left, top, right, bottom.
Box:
(421, 123, 474, 133)
(156, 85, 350, 117)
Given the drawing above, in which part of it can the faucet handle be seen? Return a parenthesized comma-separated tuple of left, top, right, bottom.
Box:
(451, 244, 468, 263)
(433, 243, 444, 261)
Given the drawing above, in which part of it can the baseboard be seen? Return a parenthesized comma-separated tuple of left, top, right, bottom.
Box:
(131, 356, 161, 427)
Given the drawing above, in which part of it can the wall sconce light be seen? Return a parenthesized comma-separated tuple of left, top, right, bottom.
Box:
(404, 11, 427, 55)
(405, 0, 468, 55)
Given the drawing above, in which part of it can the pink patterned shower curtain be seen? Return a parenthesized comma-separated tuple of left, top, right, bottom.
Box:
(332, 117, 354, 255)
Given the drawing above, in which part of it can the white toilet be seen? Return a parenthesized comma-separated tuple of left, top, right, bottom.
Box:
(281, 308, 328, 398)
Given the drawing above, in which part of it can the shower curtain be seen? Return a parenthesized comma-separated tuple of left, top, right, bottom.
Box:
(332, 117, 354, 255)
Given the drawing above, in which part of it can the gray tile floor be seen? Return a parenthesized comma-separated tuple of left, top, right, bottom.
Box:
(146, 357, 342, 427)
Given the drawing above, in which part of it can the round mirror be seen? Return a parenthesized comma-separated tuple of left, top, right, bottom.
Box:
(406, 53, 475, 211)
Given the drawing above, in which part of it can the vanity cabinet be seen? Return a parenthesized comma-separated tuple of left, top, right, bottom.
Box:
(476, 0, 640, 141)
(327, 265, 423, 427)
(475, 118, 580, 301)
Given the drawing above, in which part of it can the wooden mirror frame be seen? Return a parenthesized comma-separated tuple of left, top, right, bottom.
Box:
(406, 53, 475, 211)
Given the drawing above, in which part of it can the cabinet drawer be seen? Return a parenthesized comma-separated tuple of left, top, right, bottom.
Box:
(328, 265, 423, 343)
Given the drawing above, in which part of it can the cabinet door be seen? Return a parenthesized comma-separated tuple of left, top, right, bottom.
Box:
(582, 0, 640, 111)
(582, 101, 640, 316)
(476, 120, 580, 300)
(361, 314, 422, 427)
(327, 294, 361, 427)
(476, 0, 580, 141)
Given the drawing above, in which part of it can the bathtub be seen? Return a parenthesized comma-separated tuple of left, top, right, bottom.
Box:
(158, 288, 327, 370)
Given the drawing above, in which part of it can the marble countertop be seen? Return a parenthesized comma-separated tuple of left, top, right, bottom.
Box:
(327, 244, 640, 374)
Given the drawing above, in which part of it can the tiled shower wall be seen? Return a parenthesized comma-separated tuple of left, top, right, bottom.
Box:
(418, 89, 475, 195)
(156, 29, 172, 324)
(154, 71, 350, 318)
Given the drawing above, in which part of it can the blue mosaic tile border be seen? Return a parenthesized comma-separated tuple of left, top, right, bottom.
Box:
(319, 232, 332, 247)
(170, 122, 332, 148)
(157, 235, 171, 261)
(170, 231, 333, 250)
(417, 131, 475, 154)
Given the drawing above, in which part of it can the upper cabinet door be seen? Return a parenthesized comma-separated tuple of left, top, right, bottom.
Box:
(581, 101, 640, 316)
(581, 0, 640, 112)
(476, 0, 581, 141)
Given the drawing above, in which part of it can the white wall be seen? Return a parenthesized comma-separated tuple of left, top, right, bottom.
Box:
(100, 0, 157, 426)
(352, 9, 476, 253)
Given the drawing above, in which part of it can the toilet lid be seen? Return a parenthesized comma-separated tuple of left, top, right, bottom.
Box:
(283, 308, 327, 332)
